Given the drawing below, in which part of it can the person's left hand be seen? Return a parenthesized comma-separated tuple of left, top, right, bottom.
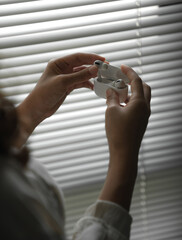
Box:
(15, 53, 105, 148)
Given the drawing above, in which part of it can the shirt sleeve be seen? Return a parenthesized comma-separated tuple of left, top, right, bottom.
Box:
(72, 200, 132, 240)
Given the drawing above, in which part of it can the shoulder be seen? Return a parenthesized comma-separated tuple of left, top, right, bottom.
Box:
(26, 157, 64, 201)
(0, 156, 66, 240)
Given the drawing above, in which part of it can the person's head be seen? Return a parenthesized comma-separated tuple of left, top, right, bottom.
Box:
(0, 93, 29, 166)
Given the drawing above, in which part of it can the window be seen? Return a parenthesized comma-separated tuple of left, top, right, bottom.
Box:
(0, 0, 182, 239)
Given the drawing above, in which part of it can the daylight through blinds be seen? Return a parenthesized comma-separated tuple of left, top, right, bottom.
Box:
(0, 0, 182, 239)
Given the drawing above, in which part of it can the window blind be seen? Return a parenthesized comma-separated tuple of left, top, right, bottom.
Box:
(0, 0, 182, 239)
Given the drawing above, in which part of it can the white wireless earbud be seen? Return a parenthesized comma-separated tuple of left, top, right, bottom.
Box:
(102, 63, 109, 70)
(94, 60, 103, 69)
(113, 79, 125, 89)
(93, 61, 129, 102)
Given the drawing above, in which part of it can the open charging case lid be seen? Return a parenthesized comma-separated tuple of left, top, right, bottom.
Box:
(94, 60, 129, 103)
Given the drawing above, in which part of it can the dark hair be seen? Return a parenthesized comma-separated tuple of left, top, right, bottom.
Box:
(0, 94, 18, 153)
(0, 94, 29, 166)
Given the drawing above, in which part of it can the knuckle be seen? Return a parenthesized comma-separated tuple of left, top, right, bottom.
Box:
(47, 58, 57, 70)
(75, 52, 83, 57)
(74, 52, 83, 61)
(48, 58, 56, 66)
(132, 76, 142, 85)
(60, 75, 67, 85)
(142, 102, 151, 118)
(136, 99, 150, 117)
(137, 76, 142, 83)
(148, 108, 151, 117)
(143, 82, 151, 91)
(148, 85, 152, 94)
(106, 95, 113, 102)
(106, 96, 116, 105)
(106, 105, 118, 114)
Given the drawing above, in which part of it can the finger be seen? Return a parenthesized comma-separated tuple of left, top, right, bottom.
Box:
(54, 53, 105, 73)
(124, 95, 131, 104)
(121, 65, 144, 98)
(143, 82, 151, 107)
(67, 81, 94, 95)
(59, 65, 98, 87)
(73, 66, 87, 72)
(75, 81, 94, 91)
(106, 88, 120, 107)
(85, 80, 94, 90)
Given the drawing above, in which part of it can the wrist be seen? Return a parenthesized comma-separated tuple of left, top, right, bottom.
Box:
(99, 151, 138, 211)
(109, 145, 139, 166)
(17, 93, 44, 130)
(14, 99, 42, 148)
(107, 132, 142, 160)
(17, 104, 37, 133)
(109, 153, 138, 184)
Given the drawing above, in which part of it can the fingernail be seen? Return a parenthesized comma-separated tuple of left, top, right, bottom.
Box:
(89, 65, 98, 75)
(106, 88, 113, 97)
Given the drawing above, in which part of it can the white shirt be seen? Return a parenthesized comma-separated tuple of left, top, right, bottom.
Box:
(0, 157, 132, 240)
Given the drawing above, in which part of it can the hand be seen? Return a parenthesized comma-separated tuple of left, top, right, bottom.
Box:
(15, 53, 105, 148)
(105, 65, 151, 162)
(99, 65, 151, 210)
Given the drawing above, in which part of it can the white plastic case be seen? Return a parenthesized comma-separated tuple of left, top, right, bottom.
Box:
(94, 60, 129, 103)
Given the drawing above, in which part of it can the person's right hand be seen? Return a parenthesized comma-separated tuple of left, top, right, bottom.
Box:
(99, 65, 151, 210)
(105, 65, 151, 165)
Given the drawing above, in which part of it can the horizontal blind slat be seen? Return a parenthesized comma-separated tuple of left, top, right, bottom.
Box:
(1, 2, 182, 240)
(0, 0, 114, 16)
(1, 31, 182, 60)
(29, 108, 182, 143)
(1, 40, 182, 69)
(1, 56, 182, 81)
(1, 0, 177, 27)
(1, 3, 181, 38)
(30, 122, 182, 152)
(1, 17, 182, 49)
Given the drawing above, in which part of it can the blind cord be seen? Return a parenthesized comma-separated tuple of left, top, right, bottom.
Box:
(136, 1, 150, 239)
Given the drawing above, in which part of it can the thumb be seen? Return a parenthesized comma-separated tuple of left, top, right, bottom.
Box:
(60, 65, 98, 87)
(106, 88, 120, 107)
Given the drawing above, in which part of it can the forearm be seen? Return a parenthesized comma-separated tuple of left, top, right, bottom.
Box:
(14, 95, 42, 148)
(99, 151, 138, 211)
